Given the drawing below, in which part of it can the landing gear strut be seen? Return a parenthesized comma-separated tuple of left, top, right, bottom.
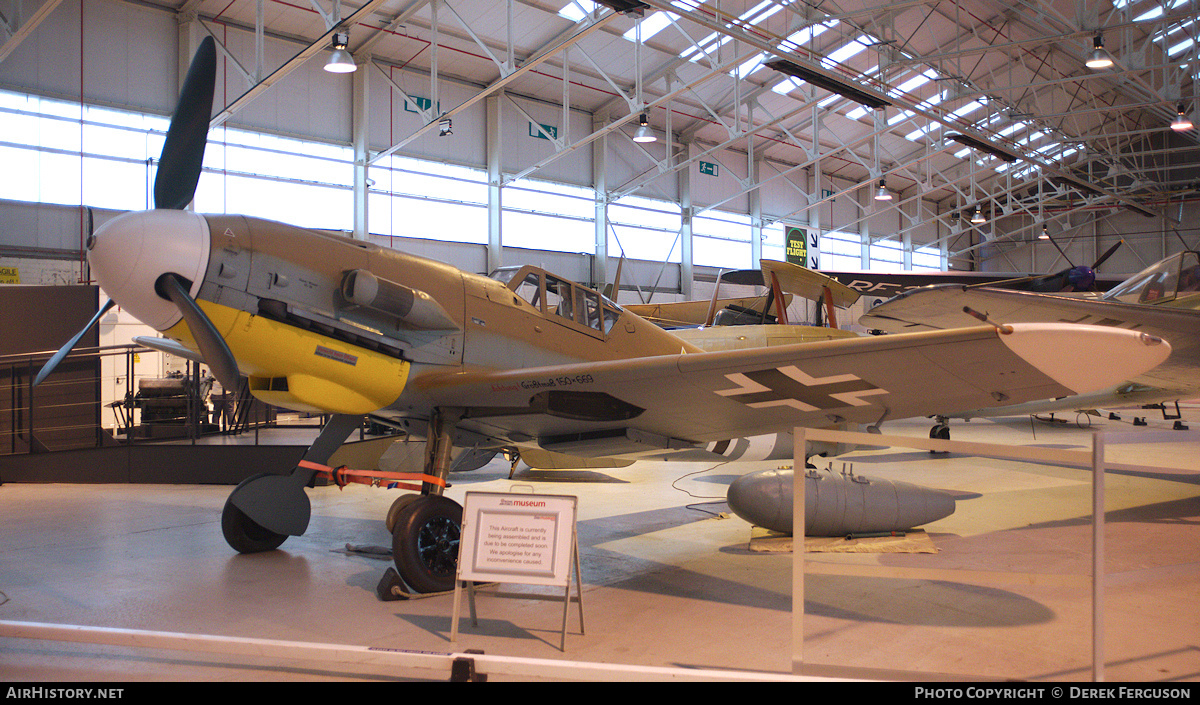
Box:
(388, 407, 464, 593)
(220, 413, 363, 553)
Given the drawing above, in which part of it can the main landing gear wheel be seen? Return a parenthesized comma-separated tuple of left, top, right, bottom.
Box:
(391, 495, 463, 593)
(222, 475, 288, 553)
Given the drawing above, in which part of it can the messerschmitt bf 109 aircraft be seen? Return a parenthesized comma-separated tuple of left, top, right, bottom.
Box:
(36, 37, 1172, 593)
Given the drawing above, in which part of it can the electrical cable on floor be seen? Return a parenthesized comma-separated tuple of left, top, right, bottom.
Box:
(671, 461, 731, 517)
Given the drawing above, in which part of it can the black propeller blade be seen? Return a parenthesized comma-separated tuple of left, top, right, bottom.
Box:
(154, 35, 217, 210)
(150, 38, 241, 390)
(158, 273, 240, 393)
(33, 299, 117, 387)
(1091, 240, 1123, 271)
(1013, 234, 1124, 293)
(37, 38, 230, 392)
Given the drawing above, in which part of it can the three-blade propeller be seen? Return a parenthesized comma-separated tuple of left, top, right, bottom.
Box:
(983, 237, 1124, 294)
(35, 36, 241, 394)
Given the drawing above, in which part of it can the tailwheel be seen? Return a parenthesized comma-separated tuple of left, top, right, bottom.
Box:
(929, 418, 950, 454)
(391, 494, 463, 593)
(221, 475, 289, 553)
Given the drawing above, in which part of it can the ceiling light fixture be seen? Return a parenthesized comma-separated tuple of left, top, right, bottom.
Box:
(1039, 224, 1050, 240)
(1085, 34, 1113, 70)
(633, 113, 656, 143)
(874, 179, 892, 201)
(764, 58, 891, 110)
(970, 206, 986, 224)
(1171, 103, 1193, 131)
(324, 31, 356, 73)
(947, 133, 1018, 162)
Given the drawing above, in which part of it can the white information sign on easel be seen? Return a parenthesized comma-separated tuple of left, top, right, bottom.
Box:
(451, 491, 583, 650)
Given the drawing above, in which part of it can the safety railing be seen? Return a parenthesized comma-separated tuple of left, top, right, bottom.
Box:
(0, 344, 278, 456)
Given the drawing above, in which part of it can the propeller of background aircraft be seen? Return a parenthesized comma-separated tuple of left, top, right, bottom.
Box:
(986, 236, 1123, 293)
(33, 36, 241, 393)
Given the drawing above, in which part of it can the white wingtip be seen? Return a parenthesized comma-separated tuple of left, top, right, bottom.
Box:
(998, 323, 1171, 394)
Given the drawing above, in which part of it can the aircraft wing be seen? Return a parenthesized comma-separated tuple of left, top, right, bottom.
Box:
(759, 259, 861, 308)
(859, 284, 1200, 398)
(625, 295, 789, 327)
(408, 323, 1169, 454)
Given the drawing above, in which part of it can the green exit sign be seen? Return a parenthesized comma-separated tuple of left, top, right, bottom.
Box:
(404, 96, 440, 114)
(699, 161, 718, 176)
(528, 122, 558, 140)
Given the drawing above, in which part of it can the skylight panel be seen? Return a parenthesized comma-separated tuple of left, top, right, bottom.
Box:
(622, 11, 679, 42)
(998, 121, 1030, 138)
(916, 91, 947, 109)
(742, 0, 784, 25)
(1168, 36, 1195, 56)
(770, 77, 805, 95)
(1158, 16, 1198, 41)
(821, 35, 870, 68)
(558, 0, 596, 22)
(679, 32, 730, 62)
(783, 20, 835, 49)
(733, 53, 767, 79)
(904, 124, 935, 141)
(951, 100, 984, 118)
(891, 70, 936, 97)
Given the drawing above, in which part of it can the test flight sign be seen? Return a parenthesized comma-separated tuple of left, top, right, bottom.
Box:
(457, 492, 578, 587)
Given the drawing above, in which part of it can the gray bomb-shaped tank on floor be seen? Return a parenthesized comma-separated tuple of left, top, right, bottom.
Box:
(726, 466, 956, 536)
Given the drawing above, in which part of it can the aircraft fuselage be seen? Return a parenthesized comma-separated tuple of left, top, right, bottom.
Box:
(94, 211, 697, 425)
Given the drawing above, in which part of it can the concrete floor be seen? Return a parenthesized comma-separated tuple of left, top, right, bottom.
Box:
(0, 410, 1198, 682)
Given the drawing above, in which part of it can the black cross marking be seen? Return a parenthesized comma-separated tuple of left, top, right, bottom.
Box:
(715, 366, 887, 412)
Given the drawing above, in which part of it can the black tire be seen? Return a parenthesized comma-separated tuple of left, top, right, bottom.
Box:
(391, 495, 463, 593)
(221, 475, 289, 553)
(929, 424, 950, 453)
(385, 493, 421, 534)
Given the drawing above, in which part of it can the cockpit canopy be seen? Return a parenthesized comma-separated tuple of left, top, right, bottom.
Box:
(1103, 251, 1200, 306)
(492, 265, 622, 335)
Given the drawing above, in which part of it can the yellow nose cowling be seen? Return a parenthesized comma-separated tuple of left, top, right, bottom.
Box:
(164, 300, 409, 415)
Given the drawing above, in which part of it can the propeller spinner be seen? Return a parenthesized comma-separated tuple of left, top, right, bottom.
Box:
(36, 35, 240, 393)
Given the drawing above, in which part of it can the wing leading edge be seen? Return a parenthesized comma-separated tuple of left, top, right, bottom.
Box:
(409, 323, 1170, 452)
(860, 285, 1200, 397)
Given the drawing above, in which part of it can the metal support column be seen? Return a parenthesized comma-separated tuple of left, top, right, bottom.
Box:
(487, 93, 503, 275)
(593, 114, 608, 291)
(352, 53, 370, 240)
(680, 140, 694, 299)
